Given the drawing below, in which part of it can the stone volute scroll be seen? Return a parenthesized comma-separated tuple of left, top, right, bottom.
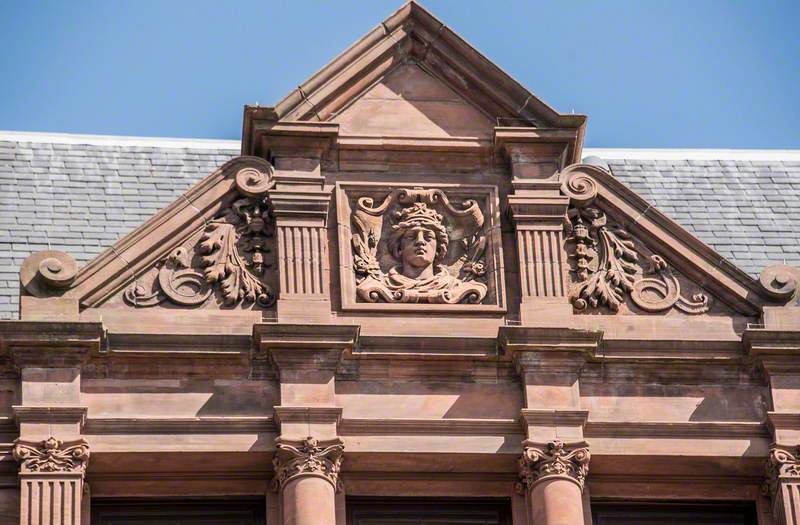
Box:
(559, 166, 712, 315)
(13, 437, 90, 474)
(124, 163, 278, 308)
(338, 183, 505, 310)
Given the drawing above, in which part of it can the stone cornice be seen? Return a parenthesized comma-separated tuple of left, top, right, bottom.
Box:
(254, 324, 360, 374)
(517, 440, 590, 492)
(745, 328, 800, 375)
(13, 437, 90, 475)
(0, 321, 103, 368)
(13, 406, 87, 428)
(499, 326, 602, 375)
(272, 436, 344, 492)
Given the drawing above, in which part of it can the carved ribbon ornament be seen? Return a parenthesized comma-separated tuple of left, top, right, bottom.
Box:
(125, 166, 277, 308)
(351, 187, 488, 304)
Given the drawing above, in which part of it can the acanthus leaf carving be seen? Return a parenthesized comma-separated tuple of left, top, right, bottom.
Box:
(351, 187, 488, 304)
(517, 440, 590, 493)
(567, 206, 710, 315)
(13, 437, 90, 474)
(272, 436, 344, 492)
(125, 166, 277, 308)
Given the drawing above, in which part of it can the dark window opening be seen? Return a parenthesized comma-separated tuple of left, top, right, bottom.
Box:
(591, 502, 757, 525)
(347, 497, 512, 525)
(91, 498, 265, 525)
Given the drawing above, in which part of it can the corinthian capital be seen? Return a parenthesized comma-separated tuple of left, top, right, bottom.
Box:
(763, 446, 800, 501)
(517, 440, 590, 492)
(13, 437, 90, 474)
(272, 436, 344, 492)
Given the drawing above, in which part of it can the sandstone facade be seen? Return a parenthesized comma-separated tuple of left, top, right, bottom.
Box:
(2, 2, 800, 524)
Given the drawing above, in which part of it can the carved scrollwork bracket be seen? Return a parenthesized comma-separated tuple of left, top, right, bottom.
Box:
(559, 167, 710, 315)
(272, 436, 344, 492)
(517, 440, 590, 493)
(13, 437, 90, 474)
(125, 164, 277, 308)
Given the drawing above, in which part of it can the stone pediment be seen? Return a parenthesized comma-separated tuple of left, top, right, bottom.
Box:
(331, 63, 496, 139)
(242, 1, 586, 164)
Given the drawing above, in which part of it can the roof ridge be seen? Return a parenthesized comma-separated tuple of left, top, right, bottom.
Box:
(0, 130, 241, 150)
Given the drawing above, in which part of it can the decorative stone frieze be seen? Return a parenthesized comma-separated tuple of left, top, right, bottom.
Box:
(13, 437, 90, 474)
(517, 440, 590, 492)
(125, 165, 277, 308)
(272, 436, 344, 492)
(337, 183, 505, 310)
(560, 169, 711, 315)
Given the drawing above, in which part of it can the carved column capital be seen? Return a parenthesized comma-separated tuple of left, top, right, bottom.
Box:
(13, 436, 90, 474)
(517, 440, 590, 492)
(272, 436, 344, 492)
(763, 445, 800, 500)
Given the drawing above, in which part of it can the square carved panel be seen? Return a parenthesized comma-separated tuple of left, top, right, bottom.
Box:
(336, 182, 505, 312)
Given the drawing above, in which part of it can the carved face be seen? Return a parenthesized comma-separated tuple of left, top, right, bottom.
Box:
(399, 226, 437, 270)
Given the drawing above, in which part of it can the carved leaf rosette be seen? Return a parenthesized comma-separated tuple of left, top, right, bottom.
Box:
(561, 169, 710, 315)
(125, 165, 277, 309)
(350, 187, 489, 304)
(272, 436, 344, 492)
(13, 437, 90, 474)
(517, 440, 590, 492)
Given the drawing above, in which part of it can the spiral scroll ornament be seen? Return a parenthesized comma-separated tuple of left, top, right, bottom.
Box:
(567, 207, 710, 315)
(235, 165, 274, 198)
(759, 264, 799, 303)
(20, 250, 79, 297)
(560, 169, 599, 207)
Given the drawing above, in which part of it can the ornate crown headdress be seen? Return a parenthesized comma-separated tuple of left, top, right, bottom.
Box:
(392, 202, 444, 228)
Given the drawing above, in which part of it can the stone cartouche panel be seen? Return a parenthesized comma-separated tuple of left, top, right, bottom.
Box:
(336, 183, 505, 312)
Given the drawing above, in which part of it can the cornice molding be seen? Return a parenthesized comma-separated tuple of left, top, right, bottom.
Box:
(585, 421, 768, 440)
(13, 406, 87, 428)
(84, 417, 277, 435)
(339, 418, 521, 437)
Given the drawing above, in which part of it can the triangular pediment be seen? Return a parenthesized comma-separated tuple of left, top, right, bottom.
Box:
(331, 63, 495, 139)
(242, 1, 586, 157)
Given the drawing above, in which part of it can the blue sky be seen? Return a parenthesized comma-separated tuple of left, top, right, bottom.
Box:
(1, 0, 798, 148)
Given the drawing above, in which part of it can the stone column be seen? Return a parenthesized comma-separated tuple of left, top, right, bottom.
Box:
(2, 321, 101, 525)
(499, 326, 601, 525)
(254, 324, 358, 525)
(273, 436, 344, 525)
(518, 441, 590, 525)
(264, 122, 338, 324)
(496, 128, 575, 324)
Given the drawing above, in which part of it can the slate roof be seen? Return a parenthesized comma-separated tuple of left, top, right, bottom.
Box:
(1, 132, 798, 319)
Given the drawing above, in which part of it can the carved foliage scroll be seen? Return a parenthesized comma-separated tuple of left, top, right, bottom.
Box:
(13, 437, 90, 474)
(561, 169, 711, 315)
(349, 187, 490, 305)
(125, 165, 277, 308)
(272, 436, 344, 492)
